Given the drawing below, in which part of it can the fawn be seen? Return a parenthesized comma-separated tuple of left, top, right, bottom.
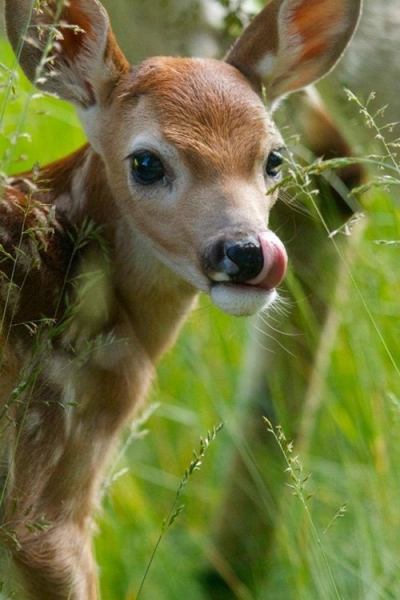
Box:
(1, 0, 361, 598)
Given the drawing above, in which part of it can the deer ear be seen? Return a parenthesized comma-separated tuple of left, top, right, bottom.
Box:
(225, 0, 362, 106)
(5, 0, 129, 108)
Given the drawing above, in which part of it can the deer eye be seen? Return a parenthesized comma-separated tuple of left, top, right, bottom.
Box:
(130, 151, 165, 185)
(265, 149, 284, 179)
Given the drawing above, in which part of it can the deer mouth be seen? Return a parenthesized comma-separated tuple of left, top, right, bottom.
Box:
(210, 279, 280, 317)
(206, 231, 288, 316)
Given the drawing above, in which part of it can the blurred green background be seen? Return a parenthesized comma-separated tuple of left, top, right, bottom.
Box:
(1, 1, 400, 599)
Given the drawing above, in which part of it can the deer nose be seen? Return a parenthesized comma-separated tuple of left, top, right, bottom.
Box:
(224, 238, 264, 281)
(204, 232, 287, 290)
(204, 235, 264, 283)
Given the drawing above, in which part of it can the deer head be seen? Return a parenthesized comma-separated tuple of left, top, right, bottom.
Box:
(6, 0, 362, 318)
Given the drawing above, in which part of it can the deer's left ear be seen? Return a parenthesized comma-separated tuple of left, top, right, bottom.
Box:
(6, 0, 130, 108)
(225, 0, 362, 106)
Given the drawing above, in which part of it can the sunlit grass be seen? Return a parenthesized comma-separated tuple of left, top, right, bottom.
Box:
(0, 39, 85, 178)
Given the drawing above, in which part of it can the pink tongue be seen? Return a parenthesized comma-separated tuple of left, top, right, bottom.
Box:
(247, 231, 287, 290)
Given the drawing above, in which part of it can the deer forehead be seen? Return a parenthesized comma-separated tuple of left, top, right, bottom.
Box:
(105, 57, 282, 178)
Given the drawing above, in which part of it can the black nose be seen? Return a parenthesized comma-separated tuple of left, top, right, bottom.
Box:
(204, 235, 264, 283)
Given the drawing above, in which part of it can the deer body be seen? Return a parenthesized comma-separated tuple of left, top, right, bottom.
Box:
(1, 1, 361, 598)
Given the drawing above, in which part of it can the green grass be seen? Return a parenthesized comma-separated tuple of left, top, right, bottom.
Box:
(0, 39, 85, 176)
(2, 28, 400, 600)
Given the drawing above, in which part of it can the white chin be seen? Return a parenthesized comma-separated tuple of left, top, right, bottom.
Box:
(210, 284, 277, 317)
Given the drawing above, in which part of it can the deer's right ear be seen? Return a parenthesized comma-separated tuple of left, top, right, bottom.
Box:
(225, 0, 362, 107)
(5, 0, 130, 108)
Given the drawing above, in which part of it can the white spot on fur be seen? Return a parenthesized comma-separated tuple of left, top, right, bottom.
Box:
(256, 53, 277, 79)
(61, 380, 79, 439)
(24, 410, 44, 439)
(47, 443, 65, 469)
(78, 105, 102, 154)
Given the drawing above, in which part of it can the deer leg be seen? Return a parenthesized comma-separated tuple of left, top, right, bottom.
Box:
(10, 523, 98, 600)
(2, 336, 151, 600)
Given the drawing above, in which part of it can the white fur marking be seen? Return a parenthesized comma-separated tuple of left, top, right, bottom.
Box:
(211, 284, 276, 317)
(78, 104, 102, 154)
(256, 53, 277, 79)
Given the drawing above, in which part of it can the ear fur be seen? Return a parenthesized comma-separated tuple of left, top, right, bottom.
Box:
(226, 0, 363, 106)
(5, 0, 129, 108)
